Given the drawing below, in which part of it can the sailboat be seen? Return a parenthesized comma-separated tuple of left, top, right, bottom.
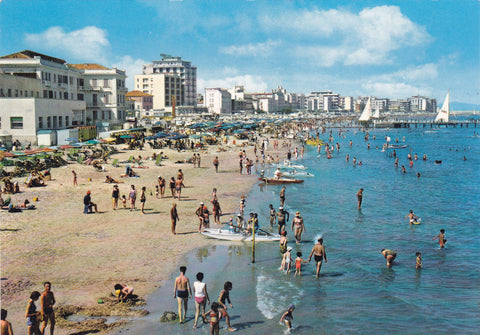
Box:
(434, 92, 449, 123)
(373, 108, 380, 119)
(359, 97, 372, 122)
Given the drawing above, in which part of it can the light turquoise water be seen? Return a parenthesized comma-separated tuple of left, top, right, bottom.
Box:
(117, 126, 480, 334)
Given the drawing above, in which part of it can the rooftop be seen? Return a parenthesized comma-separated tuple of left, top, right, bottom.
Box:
(69, 63, 110, 70)
(126, 90, 154, 97)
(0, 50, 66, 64)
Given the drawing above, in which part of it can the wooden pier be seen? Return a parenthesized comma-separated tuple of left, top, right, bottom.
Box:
(373, 119, 479, 129)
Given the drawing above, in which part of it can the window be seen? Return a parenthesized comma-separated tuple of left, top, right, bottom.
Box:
(54, 74, 56, 82)
(104, 79, 109, 87)
(47, 116, 51, 128)
(64, 92, 68, 100)
(65, 116, 69, 127)
(53, 116, 57, 129)
(93, 110, 98, 120)
(10, 117, 23, 129)
(77, 93, 84, 101)
(59, 116, 62, 127)
(92, 79, 97, 87)
(8, 89, 11, 97)
(39, 117, 43, 129)
(104, 94, 109, 104)
(93, 94, 98, 106)
(69, 76, 73, 85)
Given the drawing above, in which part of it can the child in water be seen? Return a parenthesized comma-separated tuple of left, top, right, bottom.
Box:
(281, 246, 293, 273)
(203, 302, 221, 335)
(433, 229, 447, 248)
(280, 304, 295, 330)
(294, 252, 308, 277)
(415, 252, 422, 269)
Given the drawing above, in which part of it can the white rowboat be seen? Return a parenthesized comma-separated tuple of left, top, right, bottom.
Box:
(201, 228, 280, 242)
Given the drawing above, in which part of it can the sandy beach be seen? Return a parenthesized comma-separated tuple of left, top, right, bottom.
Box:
(0, 139, 272, 334)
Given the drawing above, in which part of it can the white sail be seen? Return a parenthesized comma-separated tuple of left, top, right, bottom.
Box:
(435, 92, 449, 123)
(359, 97, 372, 122)
(373, 108, 380, 118)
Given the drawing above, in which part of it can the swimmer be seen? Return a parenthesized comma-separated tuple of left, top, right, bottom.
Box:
(433, 229, 447, 248)
(381, 249, 397, 268)
(280, 304, 295, 330)
(308, 238, 327, 277)
(405, 210, 420, 225)
(415, 252, 422, 269)
(357, 188, 363, 209)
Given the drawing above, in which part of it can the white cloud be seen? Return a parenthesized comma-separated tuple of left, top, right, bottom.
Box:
(261, 6, 430, 66)
(111, 55, 146, 91)
(25, 26, 110, 64)
(362, 81, 432, 98)
(220, 39, 280, 57)
(198, 74, 268, 94)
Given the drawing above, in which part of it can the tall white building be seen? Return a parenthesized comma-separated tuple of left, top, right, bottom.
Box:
(143, 54, 196, 107)
(0, 50, 127, 143)
(134, 74, 182, 112)
(229, 85, 253, 113)
(205, 88, 231, 114)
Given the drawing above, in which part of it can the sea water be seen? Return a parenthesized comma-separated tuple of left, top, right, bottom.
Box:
(116, 126, 480, 334)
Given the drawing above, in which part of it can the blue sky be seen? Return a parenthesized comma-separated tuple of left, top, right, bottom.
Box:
(1, 0, 479, 104)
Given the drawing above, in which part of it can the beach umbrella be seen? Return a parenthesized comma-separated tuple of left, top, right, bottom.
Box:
(12, 151, 26, 156)
(103, 137, 117, 142)
(154, 132, 168, 138)
(120, 134, 133, 139)
(189, 134, 202, 139)
(60, 145, 74, 149)
(65, 137, 78, 142)
(0, 151, 15, 158)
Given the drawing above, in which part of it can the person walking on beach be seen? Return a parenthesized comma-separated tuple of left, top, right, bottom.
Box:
(357, 188, 363, 209)
(140, 186, 146, 214)
(212, 198, 222, 225)
(1, 309, 14, 335)
(193, 272, 210, 329)
(112, 184, 119, 210)
(174, 266, 192, 324)
(170, 203, 179, 235)
(175, 177, 184, 200)
(279, 304, 295, 330)
(72, 170, 78, 186)
(308, 238, 327, 278)
(40, 281, 56, 335)
(279, 186, 286, 206)
(381, 249, 397, 268)
(158, 176, 166, 198)
(276, 206, 289, 235)
(218, 282, 236, 332)
(26, 291, 41, 335)
(128, 185, 136, 211)
(169, 177, 176, 198)
(213, 156, 219, 173)
(196, 202, 205, 232)
(433, 229, 447, 248)
(291, 211, 306, 243)
(203, 302, 221, 335)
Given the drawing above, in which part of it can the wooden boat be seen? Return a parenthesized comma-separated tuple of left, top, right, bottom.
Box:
(259, 178, 304, 184)
(201, 228, 280, 242)
(387, 144, 408, 149)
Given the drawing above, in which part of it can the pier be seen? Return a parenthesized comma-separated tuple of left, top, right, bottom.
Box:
(373, 119, 479, 128)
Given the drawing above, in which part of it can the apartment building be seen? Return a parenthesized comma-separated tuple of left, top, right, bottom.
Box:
(134, 74, 182, 112)
(205, 88, 232, 114)
(126, 90, 153, 112)
(69, 63, 127, 123)
(143, 54, 196, 107)
(410, 96, 436, 113)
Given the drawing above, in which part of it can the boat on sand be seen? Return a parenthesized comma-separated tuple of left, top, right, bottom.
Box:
(259, 178, 304, 184)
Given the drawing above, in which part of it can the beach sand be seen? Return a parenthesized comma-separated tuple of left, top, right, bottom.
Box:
(0, 139, 268, 334)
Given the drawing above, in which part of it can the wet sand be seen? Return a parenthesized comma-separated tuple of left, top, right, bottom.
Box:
(0, 140, 265, 334)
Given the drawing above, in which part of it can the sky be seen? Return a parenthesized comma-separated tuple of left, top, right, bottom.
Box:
(0, 0, 479, 104)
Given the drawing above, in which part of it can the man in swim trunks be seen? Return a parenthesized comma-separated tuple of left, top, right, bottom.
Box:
(279, 186, 286, 206)
(175, 177, 184, 200)
(291, 211, 306, 243)
(308, 238, 327, 278)
(405, 210, 419, 225)
(174, 266, 192, 323)
(40, 281, 56, 335)
(357, 188, 363, 209)
(381, 249, 397, 268)
(269, 204, 276, 227)
(195, 203, 205, 232)
(276, 206, 289, 235)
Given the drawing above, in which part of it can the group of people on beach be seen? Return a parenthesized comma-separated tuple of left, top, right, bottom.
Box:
(173, 266, 236, 334)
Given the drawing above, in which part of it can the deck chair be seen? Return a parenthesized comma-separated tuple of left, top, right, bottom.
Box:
(111, 158, 119, 167)
(155, 155, 162, 166)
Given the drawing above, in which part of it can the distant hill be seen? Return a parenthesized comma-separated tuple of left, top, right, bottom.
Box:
(451, 101, 480, 111)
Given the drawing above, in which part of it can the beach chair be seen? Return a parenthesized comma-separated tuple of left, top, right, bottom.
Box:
(127, 155, 134, 163)
(112, 158, 119, 167)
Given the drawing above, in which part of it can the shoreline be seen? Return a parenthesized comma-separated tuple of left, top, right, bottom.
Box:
(0, 139, 274, 334)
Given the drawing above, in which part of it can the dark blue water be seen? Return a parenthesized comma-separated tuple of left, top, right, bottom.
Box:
(117, 127, 480, 334)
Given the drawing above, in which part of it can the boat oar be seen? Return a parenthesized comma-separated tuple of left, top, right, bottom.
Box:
(258, 228, 273, 236)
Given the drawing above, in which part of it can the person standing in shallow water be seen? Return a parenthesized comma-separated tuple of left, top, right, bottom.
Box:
(174, 266, 192, 324)
(381, 249, 397, 268)
(357, 188, 363, 209)
(308, 238, 327, 278)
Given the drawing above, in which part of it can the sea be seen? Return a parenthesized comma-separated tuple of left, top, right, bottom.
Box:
(116, 124, 480, 334)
